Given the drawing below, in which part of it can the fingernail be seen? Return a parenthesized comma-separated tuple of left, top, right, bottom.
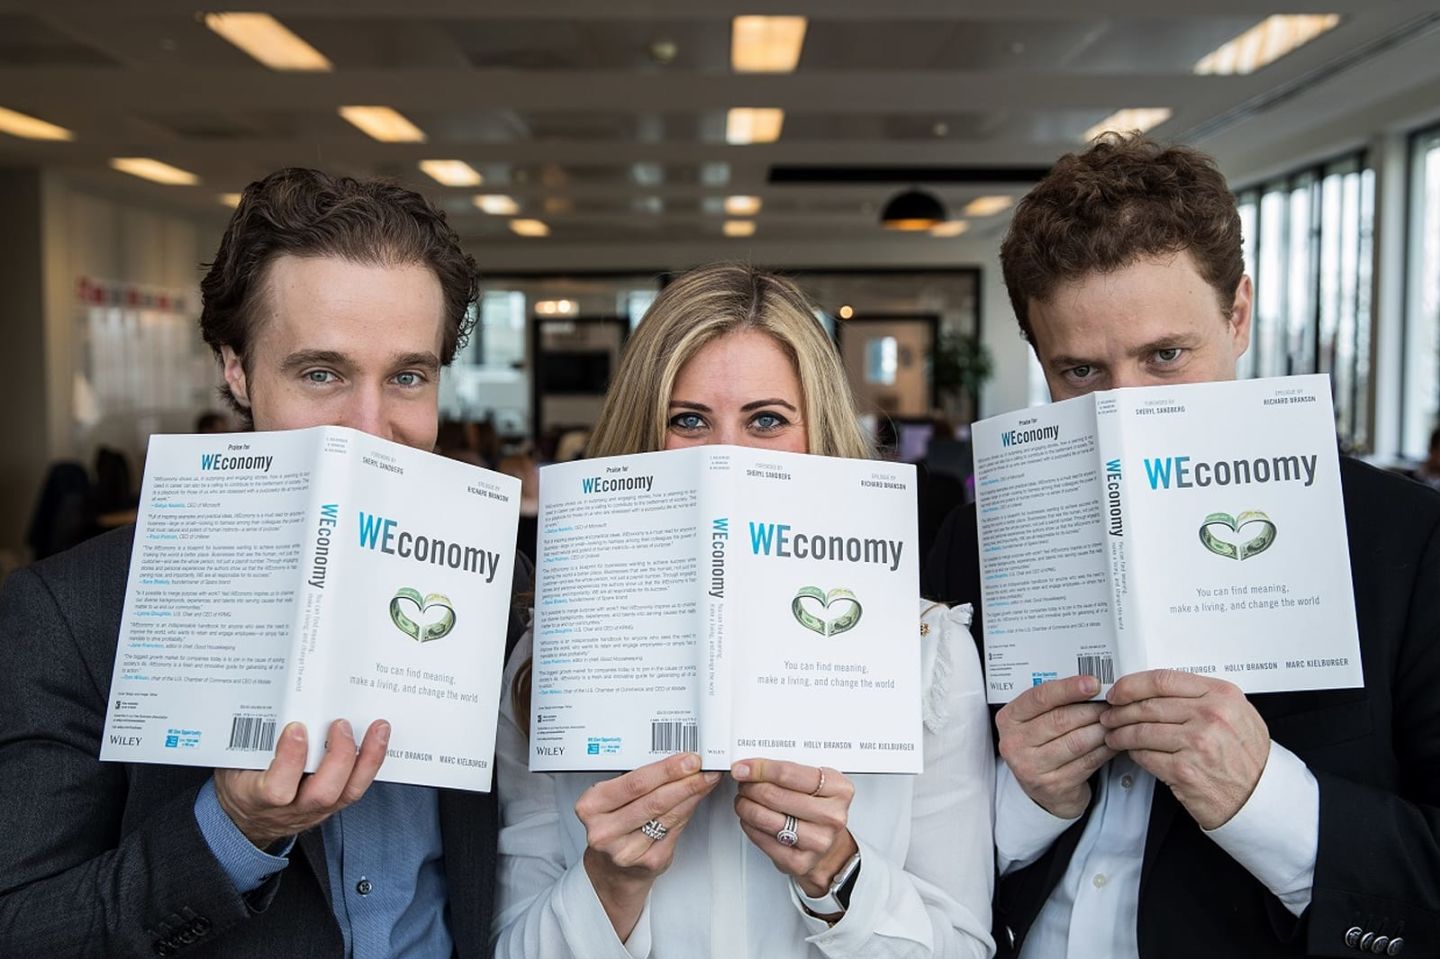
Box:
(377, 721, 391, 746)
(704, 771, 721, 784)
(1080, 675, 1099, 696)
(338, 719, 354, 739)
(284, 722, 304, 742)
(682, 753, 700, 773)
(733, 762, 751, 779)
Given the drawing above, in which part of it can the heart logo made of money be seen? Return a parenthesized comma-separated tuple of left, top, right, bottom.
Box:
(389, 588, 456, 643)
(1199, 511, 1277, 561)
(791, 587, 863, 637)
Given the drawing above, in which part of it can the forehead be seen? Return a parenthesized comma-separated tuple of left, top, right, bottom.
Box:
(1028, 253, 1224, 359)
(676, 329, 799, 390)
(251, 254, 445, 350)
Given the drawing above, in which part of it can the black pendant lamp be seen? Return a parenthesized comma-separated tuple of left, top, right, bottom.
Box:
(880, 187, 948, 231)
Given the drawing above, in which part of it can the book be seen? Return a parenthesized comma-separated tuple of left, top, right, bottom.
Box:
(972, 374, 1363, 704)
(529, 446, 921, 773)
(99, 425, 521, 791)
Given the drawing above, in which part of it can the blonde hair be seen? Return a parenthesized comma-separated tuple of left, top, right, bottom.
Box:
(514, 264, 873, 732)
(588, 263, 874, 459)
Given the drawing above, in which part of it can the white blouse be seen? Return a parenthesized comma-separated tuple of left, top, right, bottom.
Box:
(490, 602, 996, 959)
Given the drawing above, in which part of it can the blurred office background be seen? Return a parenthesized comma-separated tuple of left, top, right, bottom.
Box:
(2, 2, 1439, 571)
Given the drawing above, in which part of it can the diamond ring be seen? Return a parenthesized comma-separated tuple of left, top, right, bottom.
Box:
(641, 819, 669, 841)
(776, 814, 799, 847)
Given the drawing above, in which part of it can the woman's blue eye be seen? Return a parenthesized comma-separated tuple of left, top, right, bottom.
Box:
(671, 412, 705, 430)
(752, 412, 786, 431)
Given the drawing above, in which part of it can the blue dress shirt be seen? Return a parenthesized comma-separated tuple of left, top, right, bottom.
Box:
(195, 778, 453, 958)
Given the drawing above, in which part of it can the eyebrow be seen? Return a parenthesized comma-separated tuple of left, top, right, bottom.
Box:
(668, 398, 798, 413)
(1048, 335, 1201, 370)
(279, 349, 441, 373)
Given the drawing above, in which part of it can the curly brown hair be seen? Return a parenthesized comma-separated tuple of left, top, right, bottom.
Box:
(199, 167, 477, 418)
(1001, 133, 1243, 344)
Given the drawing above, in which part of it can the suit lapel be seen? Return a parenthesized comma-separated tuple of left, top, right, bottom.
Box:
(297, 829, 333, 909)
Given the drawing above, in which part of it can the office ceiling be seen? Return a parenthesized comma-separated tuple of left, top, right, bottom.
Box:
(0, 0, 1436, 247)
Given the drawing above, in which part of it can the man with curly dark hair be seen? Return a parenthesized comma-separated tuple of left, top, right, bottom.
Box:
(926, 134, 1440, 958)
(0, 168, 532, 958)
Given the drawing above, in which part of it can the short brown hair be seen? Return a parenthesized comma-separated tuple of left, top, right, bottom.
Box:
(199, 167, 477, 416)
(1001, 133, 1243, 344)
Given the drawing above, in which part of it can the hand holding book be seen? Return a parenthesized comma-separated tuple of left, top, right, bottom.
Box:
(213, 717, 390, 847)
(1100, 669, 1270, 829)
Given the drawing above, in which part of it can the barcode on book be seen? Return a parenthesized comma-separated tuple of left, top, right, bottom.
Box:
(1077, 654, 1116, 685)
(228, 715, 277, 751)
(650, 721, 698, 754)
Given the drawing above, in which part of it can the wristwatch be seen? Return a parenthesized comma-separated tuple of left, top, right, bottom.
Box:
(794, 850, 862, 917)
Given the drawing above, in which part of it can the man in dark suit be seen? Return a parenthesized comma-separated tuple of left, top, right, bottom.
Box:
(924, 135, 1440, 958)
(0, 168, 532, 957)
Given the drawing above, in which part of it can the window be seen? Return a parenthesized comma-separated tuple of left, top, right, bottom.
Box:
(1236, 152, 1374, 451)
(1402, 126, 1440, 458)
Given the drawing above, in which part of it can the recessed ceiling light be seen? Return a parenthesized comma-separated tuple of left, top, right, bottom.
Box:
(218, 192, 243, 207)
(724, 220, 757, 237)
(963, 196, 1014, 217)
(731, 16, 807, 73)
(109, 157, 199, 186)
(340, 106, 426, 143)
(726, 108, 785, 145)
(510, 219, 549, 238)
(474, 194, 520, 216)
(725, 195, 762, 216)
(838, 305, 855, 319)
(1082, 108, 1173, 144)
(419, 160, 483, 187)
(204, 13, 332, 71)
(0, 106, 74, 141)
(535, 299, 577, 315)
(1195, 14, 1341, 76)
(930, 220, 971, 237)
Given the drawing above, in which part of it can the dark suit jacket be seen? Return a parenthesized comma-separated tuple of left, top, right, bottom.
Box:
(923, 457, 1440, 958)
(0, 526, 534, 958)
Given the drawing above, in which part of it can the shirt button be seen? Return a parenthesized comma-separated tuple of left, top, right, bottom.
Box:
(1092, 873, 1107, 888)
(1120, 774, 1134, 789)
(1372, 936, 1390, 954)
(356, 878, 373, 896)
(1388, 937, 1404, 955)
(1346, 928, 1364, 948)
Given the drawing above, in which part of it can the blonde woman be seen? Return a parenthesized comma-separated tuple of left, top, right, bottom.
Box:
(492, 264, 995, 958)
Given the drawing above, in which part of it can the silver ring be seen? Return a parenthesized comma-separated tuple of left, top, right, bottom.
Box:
(811, 769, 826, 797)
(776, 814, 799, 847)
(640, 819, 669, 842)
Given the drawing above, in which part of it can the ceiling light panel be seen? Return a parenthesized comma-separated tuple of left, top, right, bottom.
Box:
(510, 219, 550, 237)
(475, 195, 520, 215)
(725, 195, 763, 216)
(419, 160, 483, 187)
(732, 16, 808, 73)
(0, 106, 74, 141)
(109, 157, 199, 186)
(724, 220, 757, 237)
(1082, 108, 1172, 144)
(340, 106, 426, 143)
(726, 108, 785, 145)
(963, 196, 1014, 217)
(1194, 14, 1341, 76)
(204, 13, 333, 71)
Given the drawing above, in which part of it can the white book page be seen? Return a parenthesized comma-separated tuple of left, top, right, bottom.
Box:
(531, 450, 706, 771)
(972, 398, 1118, 704)
(102, 429, 319, 769)
(317, 428, 520, 791)
(726, 449, 922, 772)
(1112, 375, 1362, 692)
